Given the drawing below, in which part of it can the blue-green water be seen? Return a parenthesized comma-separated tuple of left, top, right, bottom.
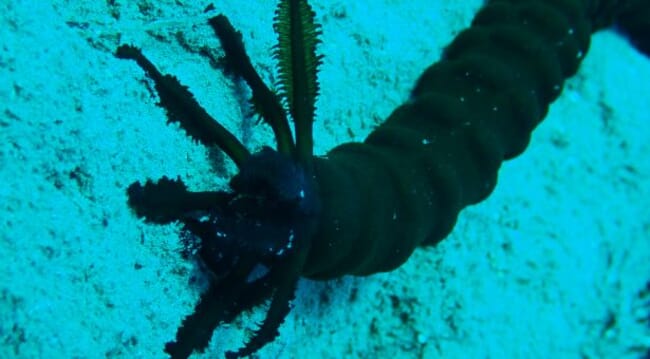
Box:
(1, 1, 649, 358)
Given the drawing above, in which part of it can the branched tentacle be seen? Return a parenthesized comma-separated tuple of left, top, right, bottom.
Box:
(208, 15, 296, 156)
(127, 176, 233, 225)
(225, 278, 298, 359)
(165, 257, 259, 359)
(272, 0, 323, 167)
(116, 45, 250, 168)
(226, 233, 311, 359)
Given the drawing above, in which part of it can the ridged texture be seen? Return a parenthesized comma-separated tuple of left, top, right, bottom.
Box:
(305, 0, 627, 278)
(273, 0, 323, 162)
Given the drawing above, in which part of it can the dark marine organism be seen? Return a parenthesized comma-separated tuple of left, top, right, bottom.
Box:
(116, 0, 649, 358)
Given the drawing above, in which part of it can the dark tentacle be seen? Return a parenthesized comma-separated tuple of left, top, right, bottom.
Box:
(208, 15, 296, 156)
(225, 278, 298, 359)
(115, 45, 250, 168)
(164, 257, 259, 359)
(168, 216, 313, 359)
(160, 148, 319, 358)
(226, 234, 311, 359)
(164, 257, 297, 359)
(127, 176, 233, 225)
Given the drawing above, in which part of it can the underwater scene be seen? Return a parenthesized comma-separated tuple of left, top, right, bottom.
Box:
(1, 0, 649, 358)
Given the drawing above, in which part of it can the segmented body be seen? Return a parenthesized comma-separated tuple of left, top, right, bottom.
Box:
(305, 0, 603, 278)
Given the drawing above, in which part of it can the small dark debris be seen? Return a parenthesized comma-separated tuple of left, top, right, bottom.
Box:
(399, 311, 410, 324)
(65, 21, 90, 30)
(348, 287, 358, 302)
(389, 294, 400, 309)
(39, 245, 56, 259)
(137, 1, 154, 16)
(600, 310, 616, 337)
(319, 288, 330, 305)
(69, 165, 91, 191)
(204, 4, 216, 13)
(369, 318, 379, 336)
(124, 335, 138, 347)
(549, 132, 569, 149)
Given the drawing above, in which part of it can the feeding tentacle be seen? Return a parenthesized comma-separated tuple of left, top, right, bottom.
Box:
(164, 257, 264, 359)
(272, 0, 323, 168)
(208, 15, 296, 156)
(126, 176, 233, 225)
(115, 45, 250, 168)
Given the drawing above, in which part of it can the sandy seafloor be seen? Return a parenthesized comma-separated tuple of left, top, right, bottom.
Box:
(1, 0, 649, 358)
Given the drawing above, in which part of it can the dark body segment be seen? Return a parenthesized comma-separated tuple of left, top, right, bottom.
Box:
(304, 0, 632, 278)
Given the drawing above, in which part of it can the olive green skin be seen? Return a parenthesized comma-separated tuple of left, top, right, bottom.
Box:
(304, 0, 637, 279)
